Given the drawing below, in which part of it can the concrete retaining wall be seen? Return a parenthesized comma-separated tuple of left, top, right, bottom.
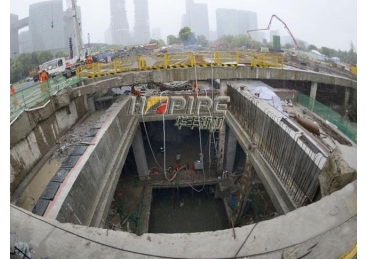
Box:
(76, 67, 356, 99)
(10, 180, 356, 258)
(45, 98, 138, 228)
(10, 95, 87, 192)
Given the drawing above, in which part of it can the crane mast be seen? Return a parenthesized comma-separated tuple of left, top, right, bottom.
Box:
(70, 0, 86, 61)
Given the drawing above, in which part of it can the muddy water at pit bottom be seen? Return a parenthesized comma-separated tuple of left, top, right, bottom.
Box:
(17, 159, 61, 211)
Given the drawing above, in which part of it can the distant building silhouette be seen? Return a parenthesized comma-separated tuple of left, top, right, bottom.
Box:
(133, 0, 151, 45)
(10, 13, 19, 58)
(110, 0, 130, 45)
(29, 0, 65, 52)
(10, 0, 85, 57)
(183, 0, 209, 39)
(216, 8, 258, 40)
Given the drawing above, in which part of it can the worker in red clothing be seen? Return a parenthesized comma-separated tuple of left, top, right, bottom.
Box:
(39, 69, 49, 93)
(10, 84, 19, 107)
(86, 55, 93, 69)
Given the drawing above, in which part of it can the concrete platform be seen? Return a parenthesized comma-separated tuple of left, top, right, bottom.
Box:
(10, 180, 356, 258)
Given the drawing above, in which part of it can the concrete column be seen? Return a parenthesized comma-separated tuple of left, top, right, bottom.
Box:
(343, 87, 350, 117)
(232, 155, 254, 223)
(217, 79, 228, 173)
(220, 79, 227, 96)
(310, 82, 318, 100)
(217, 124, 226, 174)
(132, 125, 149, 181)
(87, 95, 96, 113)
(224, 126, 237, 173)
(309, 82, 318, 112)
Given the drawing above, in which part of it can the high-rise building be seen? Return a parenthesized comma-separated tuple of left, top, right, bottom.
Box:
(10, 14, 19, 58)
(238, 10, 258, 36)
(216, 9, 239, 38)
(151, 28, 161, 40)
(64, 6, 82, 56)
(133, 0, 150, 45)
(19, 31, 32, 54)
(216, 8, 258, 39)
(110, 0, 130, 45)
(185, 0, 209, 39)
(29, 0, 65, 52)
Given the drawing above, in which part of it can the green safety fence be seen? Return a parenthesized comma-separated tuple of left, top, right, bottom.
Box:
(297, 92, 357, 143)
(10, 75, 83, 122)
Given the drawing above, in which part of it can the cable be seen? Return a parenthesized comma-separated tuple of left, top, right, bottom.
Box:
(141, 111, 163, 170)
(233, 222, 258, 258)
(159, 90, 168, 181)
(191, 52, 206, 193)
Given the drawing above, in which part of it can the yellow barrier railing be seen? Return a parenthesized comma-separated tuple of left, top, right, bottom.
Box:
(77, 51, 286, 78)
(350, 66, 357, 75)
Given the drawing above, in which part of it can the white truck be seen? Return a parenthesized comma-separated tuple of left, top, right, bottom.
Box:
(39, 57, 77, 79)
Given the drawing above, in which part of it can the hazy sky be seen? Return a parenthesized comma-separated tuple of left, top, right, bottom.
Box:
(9, 0, 357, 51)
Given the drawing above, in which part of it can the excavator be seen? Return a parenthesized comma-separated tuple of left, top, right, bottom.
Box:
(209, 41, 231, 51)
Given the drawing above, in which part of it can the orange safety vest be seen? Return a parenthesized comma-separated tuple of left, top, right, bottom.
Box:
(39, 72, 49, 82)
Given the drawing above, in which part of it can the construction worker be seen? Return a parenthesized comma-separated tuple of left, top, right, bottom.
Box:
(10, 84, 19, 107)
(86, 55, 93, 69)
(39, 69, 49, 93)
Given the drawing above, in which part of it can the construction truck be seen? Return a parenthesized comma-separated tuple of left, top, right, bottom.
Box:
(39, 57, 78, 79)
(29, 66, 40, 82)
(209, 41, 231, 51)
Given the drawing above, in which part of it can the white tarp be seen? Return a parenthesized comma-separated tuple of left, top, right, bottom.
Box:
(247, 86, 283, 113)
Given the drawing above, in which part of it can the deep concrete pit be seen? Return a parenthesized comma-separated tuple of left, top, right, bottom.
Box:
(10, 68, 357, 258)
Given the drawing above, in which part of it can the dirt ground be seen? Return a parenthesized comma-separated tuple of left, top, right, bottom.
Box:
(50, 110, 106, 162)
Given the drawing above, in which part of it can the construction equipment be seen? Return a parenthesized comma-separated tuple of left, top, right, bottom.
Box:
(68, 0, 91, 63)
(39, 57, 78, 79)
(247, 14, 300, 50)
(28, 66, 40, 82)
(209, 41, 231, 51)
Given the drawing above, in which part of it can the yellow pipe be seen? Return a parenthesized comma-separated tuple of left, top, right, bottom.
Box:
(97, 62, 101, 77)
(113, 61, 117, 74)
(189, 52, 194, 67)
(236, 52, 239, 65)
(164, 54, 169, 69)
(217, 52, 221, 66)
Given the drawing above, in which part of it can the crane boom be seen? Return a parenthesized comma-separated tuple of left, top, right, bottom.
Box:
(69, 0, 90, 62)
(247, 14, 300, 50)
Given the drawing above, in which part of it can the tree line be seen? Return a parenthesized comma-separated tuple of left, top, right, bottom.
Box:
(11, 27, 356, 83)
(166, 27, 357, 65)
(10, 50, 68, 84)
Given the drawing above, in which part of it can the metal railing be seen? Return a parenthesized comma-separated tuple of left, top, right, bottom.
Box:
(10, 75, 83, 123)
(297, 92, 357, 144)
(76, 51, 285, 78)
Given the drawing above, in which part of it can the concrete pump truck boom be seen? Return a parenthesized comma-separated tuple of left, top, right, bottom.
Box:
(70, 0, 91, 63)
(36, 0, 91, 80)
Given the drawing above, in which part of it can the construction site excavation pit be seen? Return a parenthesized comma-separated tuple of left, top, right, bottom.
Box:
(105, 120, 278, 235)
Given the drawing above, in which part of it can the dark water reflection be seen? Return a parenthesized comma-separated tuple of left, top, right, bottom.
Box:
(149, 185, 229, 233)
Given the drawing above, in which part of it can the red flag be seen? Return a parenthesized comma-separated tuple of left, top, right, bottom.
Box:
(156, 99, 168, 114)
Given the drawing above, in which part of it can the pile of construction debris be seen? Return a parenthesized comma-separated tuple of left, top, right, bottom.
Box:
(118, 46, 153, 58)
